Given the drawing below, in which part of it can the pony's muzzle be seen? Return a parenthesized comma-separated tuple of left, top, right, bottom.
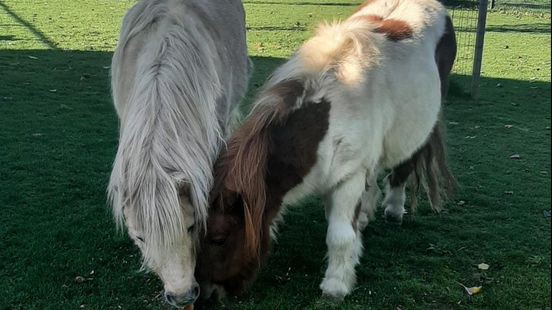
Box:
(164, 283, 200, 307)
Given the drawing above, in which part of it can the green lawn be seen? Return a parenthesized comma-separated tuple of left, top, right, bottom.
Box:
(0, 0, 550, 309)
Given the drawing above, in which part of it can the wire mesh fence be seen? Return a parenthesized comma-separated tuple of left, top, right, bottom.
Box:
(446, 0, 482, 96)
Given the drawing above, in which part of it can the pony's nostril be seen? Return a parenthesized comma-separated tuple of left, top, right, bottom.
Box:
(164, 292, 176, 304)
(192, 283, 200, 297)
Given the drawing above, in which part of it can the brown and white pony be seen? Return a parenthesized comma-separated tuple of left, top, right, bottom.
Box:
(107, 0, 249, 307)
(197, 0, 456, 300)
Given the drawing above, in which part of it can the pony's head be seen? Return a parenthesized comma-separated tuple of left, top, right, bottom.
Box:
(115, 183, 200, 307)
(197, 80, 306, 298)
(109, 145, 209, 307)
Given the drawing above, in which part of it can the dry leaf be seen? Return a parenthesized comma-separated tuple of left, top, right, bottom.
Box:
(504, 191, 514, 195)
(459, 283, 482, 296)
(478, 263, 490, 270)
(466, 286, 482, 295)
(510, 154, 521, 159)
(28, 55, 38, 60)
(504, 124, 513, 128)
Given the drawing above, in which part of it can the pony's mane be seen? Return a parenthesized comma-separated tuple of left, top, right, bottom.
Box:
(108, 1, 223, 264)
(213, 79, 305, 260)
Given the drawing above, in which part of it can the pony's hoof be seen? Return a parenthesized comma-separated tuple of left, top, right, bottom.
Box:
(317, 295, 343, 307)
(384, 206, 404, 225)
(320, 278, 349, 302)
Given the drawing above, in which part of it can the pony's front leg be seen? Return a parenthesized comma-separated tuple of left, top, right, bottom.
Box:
(320, 172, 366, 300)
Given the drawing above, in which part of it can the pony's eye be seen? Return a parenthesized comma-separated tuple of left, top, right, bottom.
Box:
(187, 224, 195, 233)
(136, 236, 144, 243)
(210, 237, 227, 246)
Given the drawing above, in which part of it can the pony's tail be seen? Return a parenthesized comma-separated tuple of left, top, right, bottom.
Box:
(409, 118, 457, 213)
(408, 14, 458, 212)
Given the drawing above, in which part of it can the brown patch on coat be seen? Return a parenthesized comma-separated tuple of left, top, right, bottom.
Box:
(355, 15, 413, 41)
(374, 19, 413, 41)
(354, 0, 378, 13)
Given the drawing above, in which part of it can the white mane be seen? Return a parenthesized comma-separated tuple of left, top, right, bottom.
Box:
(108, 0, 226, 262)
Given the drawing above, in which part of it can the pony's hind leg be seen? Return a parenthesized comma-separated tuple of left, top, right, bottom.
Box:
(320, 171, 366, 300)
(357, 174, 381, 231)
(383, 154, 417, 224)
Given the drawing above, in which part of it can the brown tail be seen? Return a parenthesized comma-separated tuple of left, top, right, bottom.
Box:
(409, 118, 457, 213)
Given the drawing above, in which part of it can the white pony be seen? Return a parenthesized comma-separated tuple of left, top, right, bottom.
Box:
(107, 0, 249, 307)
(198, 0, 454, 301)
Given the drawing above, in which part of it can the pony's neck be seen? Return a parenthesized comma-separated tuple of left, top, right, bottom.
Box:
(262, 97, 332, 219)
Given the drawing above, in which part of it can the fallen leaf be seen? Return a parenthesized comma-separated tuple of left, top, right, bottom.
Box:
(459, 283, 482, 296)
(504, 124, 513, 128)
(74, 276, 93, 283)
(478, 263, 490, 270)
(544, 210, 551, 219)
(49, 89, 57, 92)
(457, 200, 466, 206)
(510, 154, 521, 159)
(28, 55, 38, 60)
(504, 191, 514, 195)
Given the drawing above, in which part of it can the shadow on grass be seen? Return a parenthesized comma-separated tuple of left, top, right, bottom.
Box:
(247, 25, 308, 31)
(493, 1, 552, 12)
(486, 22, 551, 34)
(0, 1, 58, 49)
(0, 34, 20, 41)
(243, 1, 359, 6)
(0, 49, 550, 309)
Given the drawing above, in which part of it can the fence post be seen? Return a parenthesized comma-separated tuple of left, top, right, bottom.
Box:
(471, 0, 489, 100)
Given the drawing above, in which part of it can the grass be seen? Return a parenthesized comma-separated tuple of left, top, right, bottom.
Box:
(0, 0, 550, 309)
